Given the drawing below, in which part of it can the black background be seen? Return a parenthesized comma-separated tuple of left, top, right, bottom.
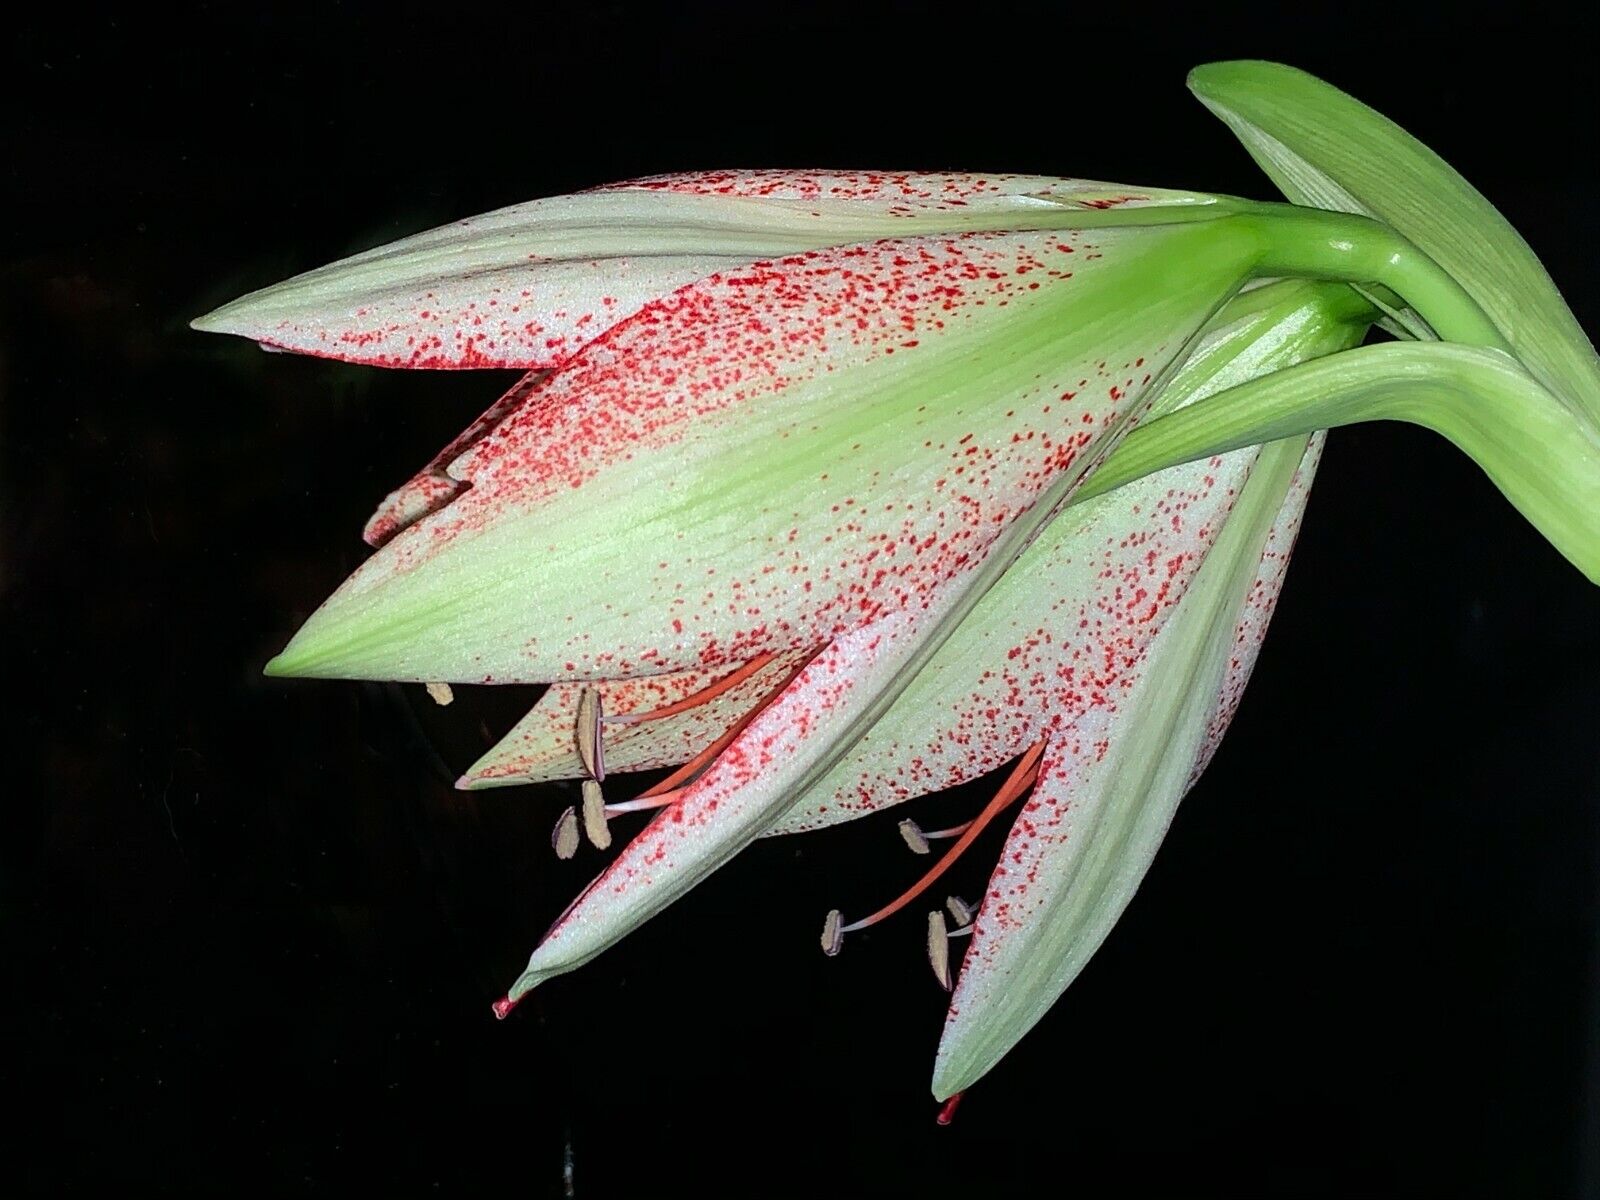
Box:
(7, 6, 1599, 1196)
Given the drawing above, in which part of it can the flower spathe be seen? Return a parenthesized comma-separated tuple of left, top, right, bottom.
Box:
(196, 62, 1600, 1105)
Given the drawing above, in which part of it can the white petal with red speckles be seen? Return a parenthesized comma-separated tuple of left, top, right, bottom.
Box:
(193, 172, 1222, 370)
(766, 280, 1364, 834)
(364, 370, 549, 546)
(928, 433, 1313, 1101)
(459, 649, 810, 788)
(503, 605, 930, 1001)
(266, 218, 1264, 684)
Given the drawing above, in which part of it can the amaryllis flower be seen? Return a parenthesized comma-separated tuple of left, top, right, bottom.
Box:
(195, 62, 1598, 1106)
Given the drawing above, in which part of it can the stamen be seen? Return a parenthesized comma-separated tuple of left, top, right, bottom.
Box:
(566, 648, 817, 865)
(634, 648, 822, 801)
(927, 911, 952, 991)
(491, 996, 517, 1020)
(551, 806, 581, 860)
(425, 681, 454, 706)
(602, 787, 687, 816)
(935, 1093, 964, 1126)
(580, 779, 611, 850)
(946, 895, 974, 927)
(575, 687, 604, 781)
(830, 739, 1048, 943)
(821, 909, 844, 957)
(603, 653, 777, 726)
(899, 817, 973, 854)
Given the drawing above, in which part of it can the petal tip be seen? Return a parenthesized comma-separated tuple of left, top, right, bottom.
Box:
(1186, 58, 1290, 95)
(262, 650, 298, 678)
(189, 295, 259, 338)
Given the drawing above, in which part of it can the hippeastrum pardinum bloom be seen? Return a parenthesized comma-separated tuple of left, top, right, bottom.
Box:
(195, 62, 1600, 1108)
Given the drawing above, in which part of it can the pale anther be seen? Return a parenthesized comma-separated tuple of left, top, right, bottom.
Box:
(575, 687, 604, 781)
(898, 818, 931, 855)
(551, 807, 581, 860)
(926, 911, 952, 991)
(580, 778, 611, 850)
(821, 909, 844, 957)
(946, 896, 974, 927)
(425, 681, 454, 706)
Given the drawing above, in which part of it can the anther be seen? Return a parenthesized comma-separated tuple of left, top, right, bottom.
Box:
(823, 740, 1048, 950)
(425, 681, 454, 706)
(946, 895, 974, 928)
(900, 818, 974, 854)
(927, 911, 952, 991)
(575, 687, 604, 781)
(898, 819, 931, 855)
(551, 807, 581, 860)
(821, 909, 844, 957)
(580, 778, 611, 850)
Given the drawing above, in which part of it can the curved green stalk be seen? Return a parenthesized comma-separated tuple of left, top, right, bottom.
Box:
(1077, 342, 1600, 581)
(1189, 59, 1600, 426)
(1240, 205, 1509, 352)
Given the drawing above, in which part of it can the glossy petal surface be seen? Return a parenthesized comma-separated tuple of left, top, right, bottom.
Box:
(268, 218, 1262, 684)
(931, 433, 1316, 1099)
(193, 172, 1220, 370)
(770, 280, 1366, 833)
(461, 650, 808, 788)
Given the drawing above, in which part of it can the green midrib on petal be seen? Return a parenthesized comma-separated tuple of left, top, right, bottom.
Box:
(196, 191, 1243, 331)
(929, 432, 1312, 1099)
(266, 219, 1267, 682)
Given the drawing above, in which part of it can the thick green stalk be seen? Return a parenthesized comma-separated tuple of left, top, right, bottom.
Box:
(1079, 342, 1600, 581)
(1241, 204, 1510, 352)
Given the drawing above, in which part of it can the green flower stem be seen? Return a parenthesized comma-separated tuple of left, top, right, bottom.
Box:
(1242, 204, 1511, 352)
(1077, 341, 1600, 582)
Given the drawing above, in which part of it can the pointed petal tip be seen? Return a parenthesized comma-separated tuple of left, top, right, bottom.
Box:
(189, 295, 261, 338)
(506, 965, 549, 1006)
(262, 650, 297, 678)
(1186, 59, 1292, 97)
(262, 639, 332, 679)
(929, 1061, 970, 1106)
(457, 755, 519, 791)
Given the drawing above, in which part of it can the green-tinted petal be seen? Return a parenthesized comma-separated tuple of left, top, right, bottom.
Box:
(266, 218, 1265, 684)
(459, 650, 806, 788)
(772, 279, 1371, 833)
(930, 432, 1314, 1100)
(194, 171, 1224, 369)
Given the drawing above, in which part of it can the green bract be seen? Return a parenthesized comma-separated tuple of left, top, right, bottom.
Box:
(194, 65, 1598, 1105)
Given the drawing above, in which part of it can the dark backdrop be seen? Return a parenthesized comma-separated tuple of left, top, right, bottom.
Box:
(6, 7, 1599, 1196)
